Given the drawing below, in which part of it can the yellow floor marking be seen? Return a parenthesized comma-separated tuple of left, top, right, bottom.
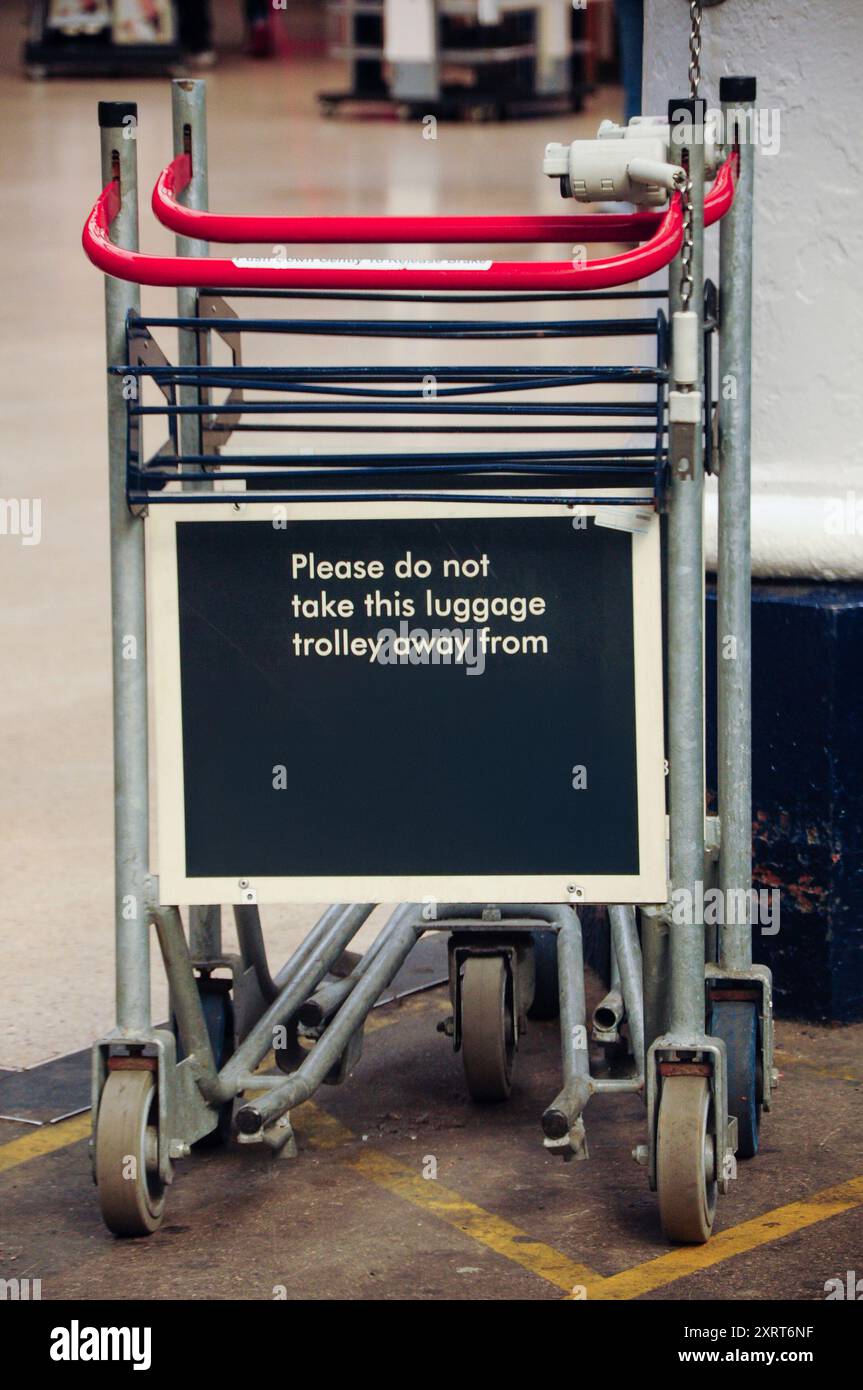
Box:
(774, 1048, 862, 1085)
(0, 1113, 91, 1174)
(2, 1001, 860, 1303)
(580, 1173, 863, 1300)
(294, 1101, 596, 1291)
(366, 991, 442, 1033)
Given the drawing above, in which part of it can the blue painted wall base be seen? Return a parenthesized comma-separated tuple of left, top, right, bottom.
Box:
(706, 584, 863, 1022)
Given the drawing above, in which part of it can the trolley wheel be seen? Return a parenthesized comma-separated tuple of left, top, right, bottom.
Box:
(26, 65, 48, 81)
(527, 929, 559, 1021)
(174, 980, 235, 1147)
(460, 954, 514, 1102)
(710, 998, 760, 1159)
(657, 1074, 717, 1244)
(96, 1070, 166, 1238)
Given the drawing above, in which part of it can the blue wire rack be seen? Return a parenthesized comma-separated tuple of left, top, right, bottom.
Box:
(114, 285, 717, 509)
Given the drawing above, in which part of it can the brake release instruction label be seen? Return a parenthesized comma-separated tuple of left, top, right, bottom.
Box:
(230, 257, 494, 270)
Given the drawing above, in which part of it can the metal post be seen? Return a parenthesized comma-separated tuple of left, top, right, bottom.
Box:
(641, 907, 669, 1053)
(542, 912, 591, 1144)
(170, 79, 221, 961)
(171, 76, 209, 449)
(718, 79, 756, 970)
(99, 102, 150, 1035)
(608, 904, 645, 1077)
(153, 907, 219, 1100)
(666, 100, 706, 1037)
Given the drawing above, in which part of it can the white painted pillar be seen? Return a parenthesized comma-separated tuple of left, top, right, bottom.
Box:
(644, 0, 863, 578)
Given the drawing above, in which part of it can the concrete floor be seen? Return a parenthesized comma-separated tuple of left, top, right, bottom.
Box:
(1, 2, 861, 1306)
(0, 1, 623, 1069)
(2, 977, 862, 1300)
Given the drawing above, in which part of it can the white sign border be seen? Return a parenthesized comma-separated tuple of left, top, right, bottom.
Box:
(147, 496, 667, 906)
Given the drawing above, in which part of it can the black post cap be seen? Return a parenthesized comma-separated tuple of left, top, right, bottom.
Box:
(719, 76, 757, 103)
(98, 101, 138, 128)
(668, 97, 707, 125)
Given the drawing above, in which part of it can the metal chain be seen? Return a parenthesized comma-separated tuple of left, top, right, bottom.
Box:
(688, 0, 702, 99)
(680, 153, 694, 309)
(679, 1, 702, 310)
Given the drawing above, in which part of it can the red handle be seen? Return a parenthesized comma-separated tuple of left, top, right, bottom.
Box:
(84, 157, 735, 292)
(155, 153, 666, 245)
(153, 153, 736, 246)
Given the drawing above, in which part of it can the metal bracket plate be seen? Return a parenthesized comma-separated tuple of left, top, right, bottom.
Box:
(645, 1033, 730, 1193)
(706, 962, 775, 1111)
(197, 294, 243, 454)
(91, 1027, 215, 1184)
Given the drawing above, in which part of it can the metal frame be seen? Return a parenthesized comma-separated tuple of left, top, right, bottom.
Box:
(644, 91, 771, 1187)
(90, 78, 769, 1239)
(712, 84, 775, 1113)
(646, 97, 725, 1188)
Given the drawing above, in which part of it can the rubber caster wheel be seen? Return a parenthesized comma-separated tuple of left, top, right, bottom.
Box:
(527, 929, 559, 1021)
(460, 955, 514, 1102)
(96, 1071, 166, 1237)
(710, 998, 760, 1158)
(174, 979, 235, 1147)
(657, 1075, 717, 1244)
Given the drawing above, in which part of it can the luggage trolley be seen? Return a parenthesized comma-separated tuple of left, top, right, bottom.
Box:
(82, 50, 773, 1243)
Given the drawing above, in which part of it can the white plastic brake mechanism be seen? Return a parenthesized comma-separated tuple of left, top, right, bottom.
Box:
(543, 112, 720, 208)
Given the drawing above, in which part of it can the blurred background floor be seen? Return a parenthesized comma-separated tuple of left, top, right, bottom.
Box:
(0, 0, 624, 1067)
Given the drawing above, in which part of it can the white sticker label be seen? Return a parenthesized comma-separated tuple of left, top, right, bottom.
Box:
(594, 508, 654, 535)
(230, 257, 494, 271)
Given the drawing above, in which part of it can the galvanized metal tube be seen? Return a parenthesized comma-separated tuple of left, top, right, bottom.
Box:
(593, 918, 625, 1035)
(233, 903, 279, 1002)
(216, 905, 372, 1096)
(608, 904, 645, 1080)
(152, 907, 219, 1100)
(591, 1077, 643, 1094)
(542, 911, 591, 1139)
(231, 1072, 288, 1091)
(272, 904, 375, 990)
(171, 80, 221, 961)
(233, 903, 365, 1007)
(172, 77, 209, 484)
(717, 102, 755, 971)
(592, 989, 624, 1035)
(667, 110, 706, 1038)
(237, 913, 424, 1131)
(100, 106, 150, 1034)
(189, 904, 221, 963)
(299, 903, 414, 1026)
(641, 908, 669, 1053)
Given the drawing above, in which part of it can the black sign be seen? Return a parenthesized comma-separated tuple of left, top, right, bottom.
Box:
(175, 514, 641, 883)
